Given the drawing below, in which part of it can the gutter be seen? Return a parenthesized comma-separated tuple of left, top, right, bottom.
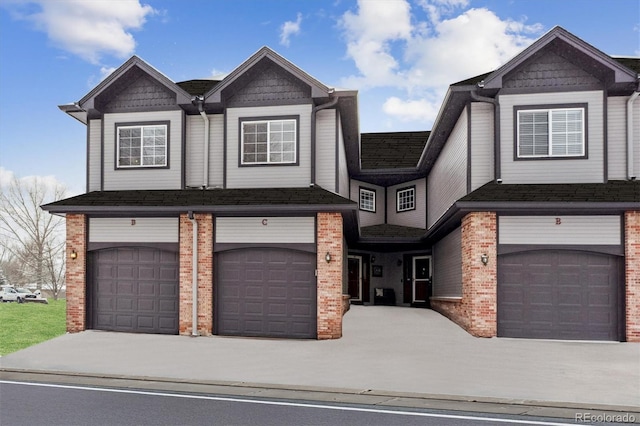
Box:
(311, 90, 339, 185)
(627, 89, 639, 180)
(192, 95, 210, 188)
(188, 211, 198, 337)
(470, 89, 501, 182)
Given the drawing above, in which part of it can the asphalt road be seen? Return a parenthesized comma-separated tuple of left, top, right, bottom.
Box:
(0, 380, 601, 426)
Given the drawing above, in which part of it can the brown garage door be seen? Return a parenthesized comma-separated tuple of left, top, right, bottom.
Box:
(216, 248, 317, 339)
(89, 247, 179, 334)
(498, 250, 622, 341)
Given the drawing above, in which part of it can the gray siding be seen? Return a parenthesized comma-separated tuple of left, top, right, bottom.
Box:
(499, 91, 604, 184)
(337, 114, 349, 197)
(350, 180, 384, 227)
(88, 119, 102, 192)
(102, 111, 183, 190)
(215, 217, 315, 244)
(470, 102, 494, 191)
(498, 215, 621, 245)
(432, 227, 462, 298)
(185, 114, 224, 188)
(102, 74, 176, 112)
(316, 109, 336, 192)
(89, 218, 179, 243)
(386, 178, 426, 229)
(427, 107, 468, 229)
(608, 97, 627, 180)
(226, 105, 312, 188)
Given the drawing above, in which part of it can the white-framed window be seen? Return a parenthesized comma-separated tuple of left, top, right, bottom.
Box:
(397, 187, 415, 212)
(517, 107, 585, 158)
(117, 124, 167, 168)
(359, 188, 376, 212)
(241, 118, 297, 165)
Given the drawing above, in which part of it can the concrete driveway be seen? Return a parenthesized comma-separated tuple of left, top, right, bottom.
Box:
(1, 306, 638, 409)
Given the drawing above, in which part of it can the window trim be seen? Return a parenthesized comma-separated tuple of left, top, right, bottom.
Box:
(514, 103, 588, 161)
(359, 187, 376, 213)
(239, 116, 300, 167)
(396, 186, 416, 213)
(115, 121, 170, 170)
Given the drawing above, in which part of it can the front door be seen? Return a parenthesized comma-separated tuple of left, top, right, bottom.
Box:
(412, 256, 431, 305)
(347, 256, 362, 301)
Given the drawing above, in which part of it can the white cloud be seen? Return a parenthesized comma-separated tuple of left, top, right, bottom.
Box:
(339, 0, 544, 126)
(280, 13, 303, 47)
(210, 69, 229, 80)
(0, 167, 15, 187)
(9, 0, 156, 64)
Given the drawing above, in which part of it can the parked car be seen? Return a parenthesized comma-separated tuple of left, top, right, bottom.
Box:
(0, 285, 25, 303)
(14, 287, 48, 304)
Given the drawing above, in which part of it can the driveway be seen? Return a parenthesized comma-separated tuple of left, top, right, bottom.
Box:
(1, 306, 638, 408)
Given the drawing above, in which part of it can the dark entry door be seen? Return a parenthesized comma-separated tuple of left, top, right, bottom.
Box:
(498, 250, 622, 341)
(89, 247, 179, 334)
(347, 256, 362, 301)
(413, 256, 431, 304)
(216, 248, 317, 339)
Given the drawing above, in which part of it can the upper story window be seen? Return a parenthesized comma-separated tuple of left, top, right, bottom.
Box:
(517, 106, 585, 158)
(117, 123, 168, 168)
(396, 186, 416, 212)
(359, 188, 376, 212)
(241, 118, 297, 165)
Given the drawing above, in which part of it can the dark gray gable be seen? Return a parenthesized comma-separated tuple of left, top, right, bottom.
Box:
(224, 58, 311, 107)
(97, 66, 177, 113)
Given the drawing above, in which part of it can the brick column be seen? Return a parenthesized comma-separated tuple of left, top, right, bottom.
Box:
(317, 212, 343, 339)
(66, 214, 86, 333)
(179, 213, 214, 336)
(461, 212, 497, 337)
(625, 211, 640, 342)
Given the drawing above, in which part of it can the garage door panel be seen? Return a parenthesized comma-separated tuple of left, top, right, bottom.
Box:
(217, 248, 317, 339)
(498, 250, 621, 341)
(89, 248, 179, 334)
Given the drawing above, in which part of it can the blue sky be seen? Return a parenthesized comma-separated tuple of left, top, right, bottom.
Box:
(0, 0, 638, 195)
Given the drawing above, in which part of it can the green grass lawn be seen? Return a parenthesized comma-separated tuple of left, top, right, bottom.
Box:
(0, 299, 66, 356)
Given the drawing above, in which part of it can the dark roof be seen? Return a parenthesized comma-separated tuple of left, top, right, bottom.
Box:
(451, 71, 493, 87)
(42, 186, 356, 214)
(360, 131, 429, 170)
(459, 180, 640, 203)
(613, 57, 640, 74)
(176, 79, 221, 96)
(360, 224, 425, 239)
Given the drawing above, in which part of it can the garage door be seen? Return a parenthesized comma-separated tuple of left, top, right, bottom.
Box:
(89, 247, 179, 334)
(216, 248, 317, 339)
(498, 250, 622, 341)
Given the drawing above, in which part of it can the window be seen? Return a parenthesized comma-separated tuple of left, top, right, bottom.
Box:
(359, 188, 375, 212)
(241, 119, 297, 164)
(397, 187, 415, 212)
(517, 107, 585, 158)
(117, 124, 167, 168)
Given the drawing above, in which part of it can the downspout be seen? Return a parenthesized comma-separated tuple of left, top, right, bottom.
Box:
(193, 95, 210, 188)
(627, 89, 639, 180)
(188, 211, 198, 336)
(311, 90, 339, 185)
(470, 89, 501, 182)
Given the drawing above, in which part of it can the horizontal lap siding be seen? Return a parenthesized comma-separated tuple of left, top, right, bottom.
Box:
(215, 217, 315, 244)
(470, 102, 494, 191)
(499, 91, 604, 184)
(226, 105, 312, 188)
(350, 180, 384, 227)
(428, 108, 468, 229)
(433, 227, 462, 297)
(316, 109, 336, 192)
(337, 114, 349, 197)
(103, 111, 183, 190)
(386, 178, 426, 229)
(498, 215, 621, 245)
(89, 218, 179, 243)
(607, 97, 627, 180)
(185, 114, 224, 188)
(88, 119, 102, 192)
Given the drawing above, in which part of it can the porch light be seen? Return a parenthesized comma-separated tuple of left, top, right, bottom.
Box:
(325, 252, 332, 263)
(480, 253, 489, 266)
(70, 249, 78, 260)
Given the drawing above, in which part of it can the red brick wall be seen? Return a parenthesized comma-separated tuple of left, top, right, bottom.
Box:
(625, 210, 640, 342)
(432, 212, 497, 337)
(179, 213, 214, 336)
(65, 214, 86, 333)
(317, 212, 343, 339)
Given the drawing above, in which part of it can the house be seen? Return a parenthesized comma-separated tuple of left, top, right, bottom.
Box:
(44, 26, 640, 342)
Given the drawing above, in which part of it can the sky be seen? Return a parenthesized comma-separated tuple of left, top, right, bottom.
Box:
(0, 0, 638, 195)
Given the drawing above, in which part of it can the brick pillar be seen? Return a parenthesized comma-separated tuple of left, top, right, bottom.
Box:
(461, 212, 497, 337)
(625, 211, 640, 342)
(179, 213, 214, 336)
(66, 214, 86, 333)
(317, 212, 343, 339)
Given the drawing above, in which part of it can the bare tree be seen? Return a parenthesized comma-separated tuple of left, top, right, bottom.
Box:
(0, 176, 67, 299)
